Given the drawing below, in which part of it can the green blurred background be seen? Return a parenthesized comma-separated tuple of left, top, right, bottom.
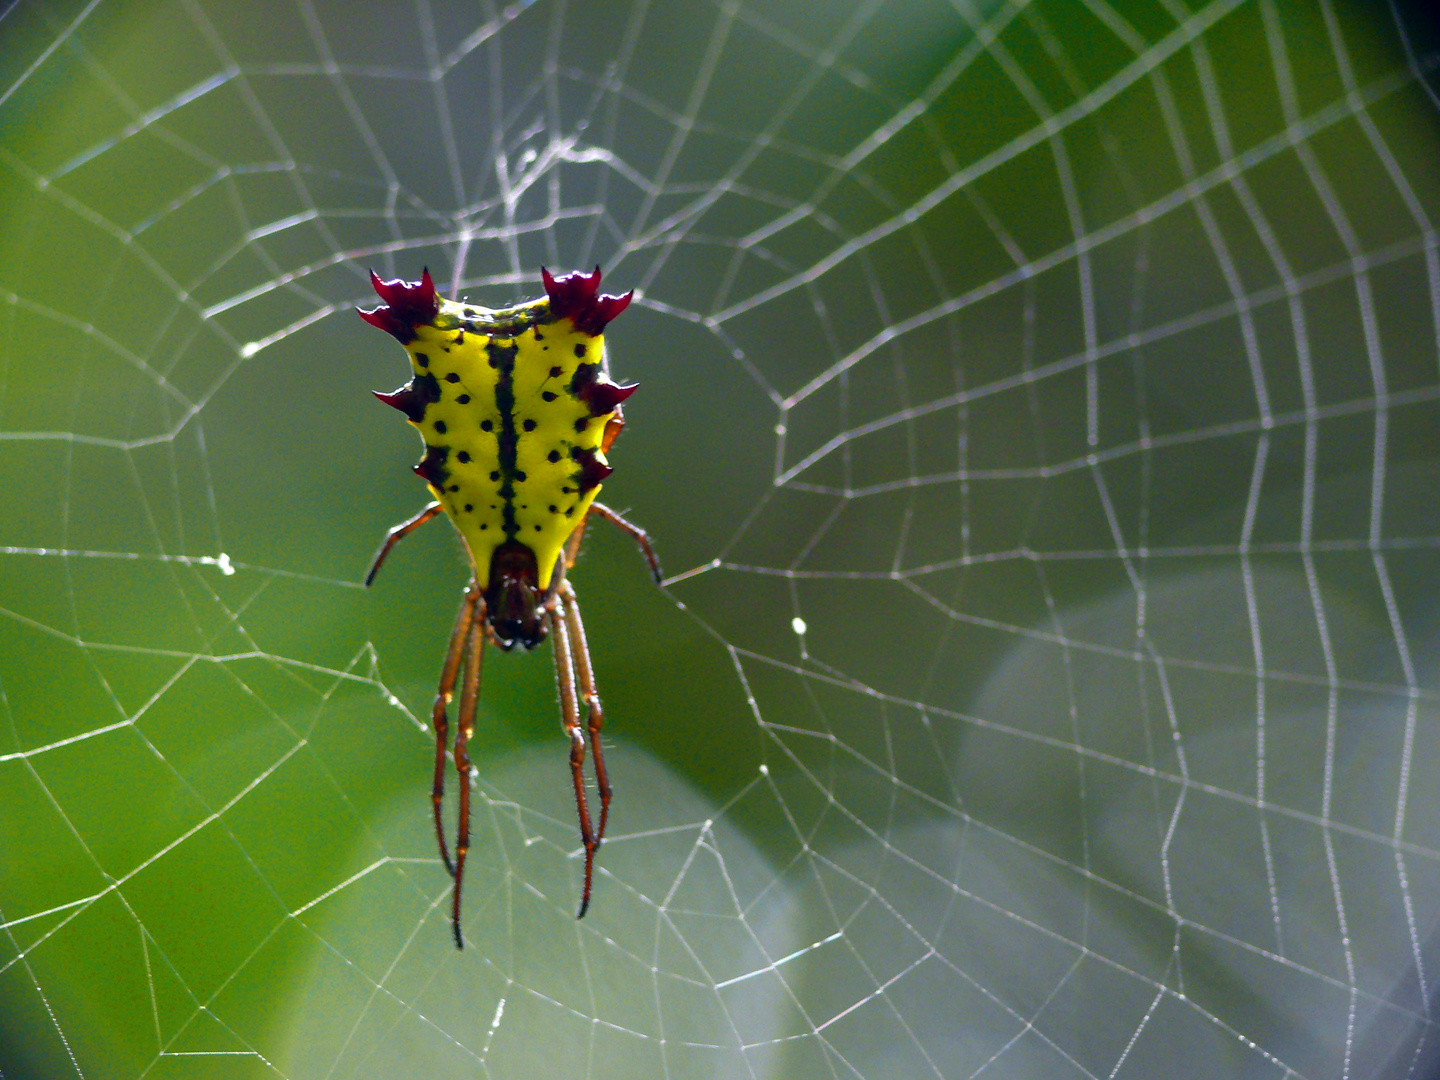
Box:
(3, 1, 1440, 1077)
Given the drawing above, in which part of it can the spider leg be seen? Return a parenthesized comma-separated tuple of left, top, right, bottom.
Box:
(430, 582, 480, 878)
(548, 579, 599, 917)
(559, 578, 612, 862)
(587, 501, 662, 583)
(365, 501, 442, 586)
(449, 592, 485, 950)
(562, 511, 590, 570)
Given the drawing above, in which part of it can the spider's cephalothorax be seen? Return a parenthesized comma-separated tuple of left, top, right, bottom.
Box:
(359, 267, 661, 948)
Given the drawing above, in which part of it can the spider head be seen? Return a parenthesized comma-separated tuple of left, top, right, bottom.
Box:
(484, 542, 549, 651)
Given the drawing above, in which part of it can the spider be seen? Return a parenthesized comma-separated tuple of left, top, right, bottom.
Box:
(358, 266, 660, 950)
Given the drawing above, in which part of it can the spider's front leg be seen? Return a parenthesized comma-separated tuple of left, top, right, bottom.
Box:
(558, 579, 612, 855)
(430, 583, 480, 878)
(448, 590, 485, 950)
(548, 576, 605, 917)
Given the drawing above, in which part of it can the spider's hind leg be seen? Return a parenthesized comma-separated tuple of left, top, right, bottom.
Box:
(582, 501, 662, 583)
(365, 501, 442, 586)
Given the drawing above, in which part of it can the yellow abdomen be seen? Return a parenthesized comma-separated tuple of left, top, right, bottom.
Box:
(365, 268, 635, 591)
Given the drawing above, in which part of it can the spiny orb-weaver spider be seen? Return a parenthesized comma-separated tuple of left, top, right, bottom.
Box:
(359, 266, 660, 950)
